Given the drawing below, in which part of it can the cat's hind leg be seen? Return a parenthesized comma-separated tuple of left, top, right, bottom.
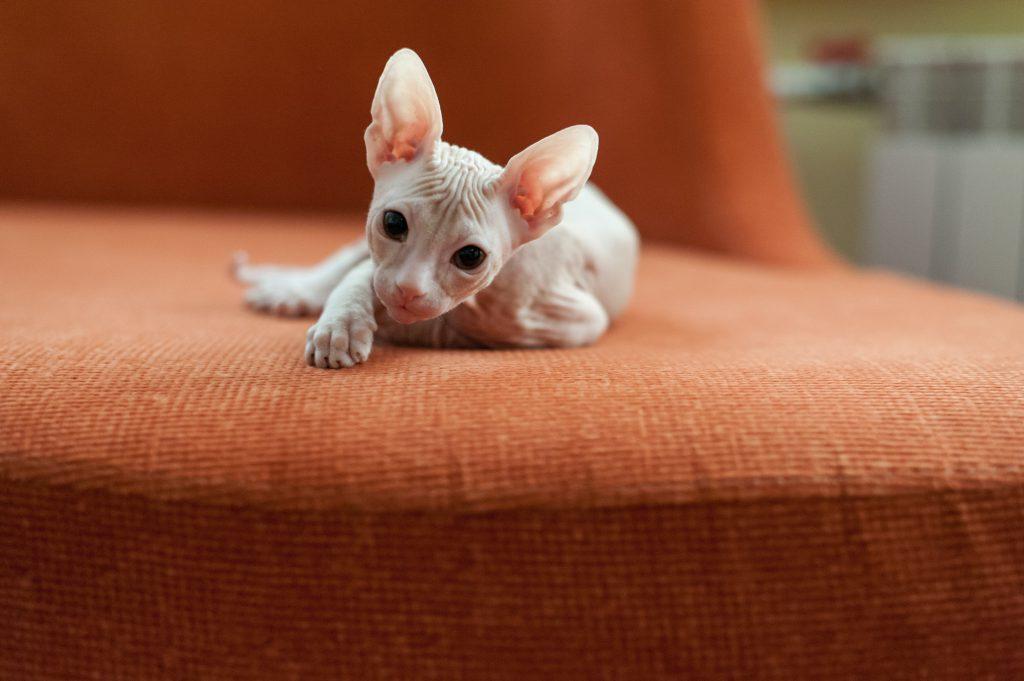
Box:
(472, 285, 609, 349)
(232, 240, 369, 317)
(527, 286, 610, 348)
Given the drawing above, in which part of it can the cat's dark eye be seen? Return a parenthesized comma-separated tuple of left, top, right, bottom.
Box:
(382, 210, 408, 241)
(452, 245, 486, 271)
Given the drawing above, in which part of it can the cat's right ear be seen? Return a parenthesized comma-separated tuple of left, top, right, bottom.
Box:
(364, 49, 443, 178)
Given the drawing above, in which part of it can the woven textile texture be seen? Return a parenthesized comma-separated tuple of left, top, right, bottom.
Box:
(2, 206, 1024, 679)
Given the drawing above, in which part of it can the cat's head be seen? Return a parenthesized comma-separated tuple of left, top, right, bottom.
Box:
(363, 48, 599, 324)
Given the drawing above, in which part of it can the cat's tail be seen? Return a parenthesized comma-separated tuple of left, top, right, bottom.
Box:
(230, 251, 292, 285)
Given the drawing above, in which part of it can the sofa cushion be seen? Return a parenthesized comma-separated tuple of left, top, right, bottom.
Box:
(2, 205, 1022, 510)
(2, 205, 1023, 679)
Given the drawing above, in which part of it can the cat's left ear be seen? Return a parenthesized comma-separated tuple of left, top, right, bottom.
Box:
(364, 48, 443, 177)
(497, 125, 599, 245)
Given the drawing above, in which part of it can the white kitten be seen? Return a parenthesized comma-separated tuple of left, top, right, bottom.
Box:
(234, 48, 639, 369)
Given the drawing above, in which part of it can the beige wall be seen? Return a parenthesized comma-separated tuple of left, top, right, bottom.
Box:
(763, 0, 1024, 261)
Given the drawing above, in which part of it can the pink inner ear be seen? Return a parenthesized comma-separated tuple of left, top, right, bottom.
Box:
(511, 166, 549, 222)
(512, 190, 539, 220)
(389, 122, 429, 163)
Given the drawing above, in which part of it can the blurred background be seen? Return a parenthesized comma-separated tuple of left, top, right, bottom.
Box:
(764, 0, 1024, 299)
(3, 1, 1024, 297)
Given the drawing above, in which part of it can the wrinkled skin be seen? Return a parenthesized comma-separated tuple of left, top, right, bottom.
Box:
(234, 48, 639, 369)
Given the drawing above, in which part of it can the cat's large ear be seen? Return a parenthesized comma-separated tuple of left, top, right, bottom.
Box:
(364, 49, 443, 177)
(497, 125, 599, 245)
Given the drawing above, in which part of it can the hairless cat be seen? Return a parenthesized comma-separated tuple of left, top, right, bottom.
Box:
(234, 48, 639, 369)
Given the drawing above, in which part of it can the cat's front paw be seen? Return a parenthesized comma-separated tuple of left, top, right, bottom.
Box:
(305, 310, 377, 369)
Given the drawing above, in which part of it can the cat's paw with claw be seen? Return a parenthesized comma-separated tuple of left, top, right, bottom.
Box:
(244, 277, 327, 317)
(305, 310, 377, 369)
(233, 252, 329, 317)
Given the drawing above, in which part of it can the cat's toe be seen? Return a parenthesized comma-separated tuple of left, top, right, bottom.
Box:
(312, 325, 337, 368)
(327, 326, 351, 368)
(347, 322, 374, 364)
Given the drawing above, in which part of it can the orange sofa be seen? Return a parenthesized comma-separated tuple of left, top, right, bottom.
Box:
(2, 2, 1023, 679)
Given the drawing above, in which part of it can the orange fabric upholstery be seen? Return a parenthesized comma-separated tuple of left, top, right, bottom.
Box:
(2, 1, 1019, 677)
(2, 207, 1023, 679)
(0, 0, 834, 266)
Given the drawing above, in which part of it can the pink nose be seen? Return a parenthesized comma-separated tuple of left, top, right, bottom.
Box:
(395, 284, 425, 304)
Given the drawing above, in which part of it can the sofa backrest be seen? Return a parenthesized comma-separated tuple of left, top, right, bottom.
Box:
(0, 0, 835, 266)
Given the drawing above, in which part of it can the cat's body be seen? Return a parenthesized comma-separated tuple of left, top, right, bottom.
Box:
(234, 49, 639, 368)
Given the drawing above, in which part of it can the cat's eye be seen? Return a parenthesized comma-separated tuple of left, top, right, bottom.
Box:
(452, 245, 486, 271)
(382, 210, 408, 241)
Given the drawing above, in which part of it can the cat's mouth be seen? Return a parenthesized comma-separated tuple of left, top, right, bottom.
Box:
(385, 302, 439, 325)
(375, 283, 441, 324)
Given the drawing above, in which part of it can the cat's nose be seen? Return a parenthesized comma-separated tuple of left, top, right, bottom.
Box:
(395, 283, 425, 304)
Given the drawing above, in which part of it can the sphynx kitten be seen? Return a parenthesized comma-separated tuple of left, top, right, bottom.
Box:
(233, 48, 639, 369)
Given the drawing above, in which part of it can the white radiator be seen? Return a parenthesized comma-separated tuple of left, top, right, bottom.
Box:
(866, 37, 1024, 301)
(867, 136, 1024, 300)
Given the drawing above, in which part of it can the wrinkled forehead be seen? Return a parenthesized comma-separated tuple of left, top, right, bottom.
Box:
(380, 164, 498, 232)
(382, 141, 500, 202)
(413, 163, 493, 217)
